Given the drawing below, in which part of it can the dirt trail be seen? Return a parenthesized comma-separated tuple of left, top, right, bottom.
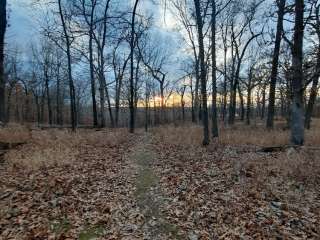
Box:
(130, 134, 180, 240)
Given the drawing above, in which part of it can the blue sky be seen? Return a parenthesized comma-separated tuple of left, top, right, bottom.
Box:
(6, 0, 183, 73)
(6, 0, 179, 47)
(6, 0, 38, 48)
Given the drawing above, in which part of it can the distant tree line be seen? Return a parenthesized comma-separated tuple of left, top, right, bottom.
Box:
(0, 0, 319, 146)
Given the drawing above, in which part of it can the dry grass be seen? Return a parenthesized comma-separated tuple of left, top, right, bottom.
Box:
(4, 129, 83, 170)
(0, 123, 31, 143)
(231, 147, 320, 186)
(1, 126, 130, 171)
(84, 128, 129, 147)
(152, 120, 320, 189)
(152, 119, 320, 147)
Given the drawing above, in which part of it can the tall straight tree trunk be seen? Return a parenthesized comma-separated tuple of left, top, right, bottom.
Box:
(115, 74, 124, 127)
(58, 0, 77, 131)
(305, 47, 320, 129)
(145, 82, 149, 132)
(194, 0, 209, 145)
(267, 0, 286, 128)
(44, 67, 53, 125)
(129, 0, 140, 133)
(228, 35, 236, 125)
(0, 0, 6, 123)
(261, 84, 266, 119)
(160, 81, 165, 123)
(40, 93, 45, 124)
(190, 78, 196, 122)
(99, 83, 106, 127)
(6, 86, 12, 123)
(305, 75, 319, 129)
(211, 0, 219, 137)
(105, 84, 114, 127)
(98, 52, 106, 127)
(35, 94, 41, 126)
(290, 0, 305, 145)
(194, 59, 200, 123)
(89, 30, 98, 127)
(238, 85, 245, 121)
(56, 61, 63, 125)
(222, 42, 228, 123)
(246, 87, 252, 125)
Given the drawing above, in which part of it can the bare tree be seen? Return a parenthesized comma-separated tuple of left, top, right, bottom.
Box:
(76, 0, 99, 127)
(0, 0, 7, 123)
(57, 0, 77, 131)
(228, 1, 263, 125)
(290, 0, 305, 145)
(305, 2, 320, 129)
(112, 37, 130, 127)
(266, 0, 286, 129)
(171, 0, 201, 123)
(211, 0, 219, 137)
(194, 0, 209, 145)
(129, 0, 140, 133)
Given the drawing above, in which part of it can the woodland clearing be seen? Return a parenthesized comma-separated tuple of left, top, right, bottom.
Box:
(0, 122, 319, 239)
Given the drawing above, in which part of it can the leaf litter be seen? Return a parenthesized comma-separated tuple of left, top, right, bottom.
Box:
(0, 128, 319, 239)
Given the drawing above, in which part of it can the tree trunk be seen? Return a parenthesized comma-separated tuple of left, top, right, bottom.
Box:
(261, 84, 266, 119)
(145, 82, 149, 132)
(58, 0, 77, 131)
(129, 0, 140, 133)
(5, 85, 12, 123)
(238, 85, 245, 121)
(305, 48, 320, 129)
(290, 0, 305, 145)
(33, 94, 39, 126)
(222, 43, 228, 123)
(194, 0, 209, 145)
(44, 67, 53, 125)
(160, 81, 165, 123)
(211, 0, 219, 137)
(228, 36, 236, 125)
(246, 87, 252, 125)
(98, 70, 106, 128)
(56, 63, 63, 125)
(267, 0, 286, 128)
(194, 59, 200, 123)
(0, 0, 6, 123)
(89, 28, 98, 127)
(40, 93, 45, 124)
(115, 76, 123, 127)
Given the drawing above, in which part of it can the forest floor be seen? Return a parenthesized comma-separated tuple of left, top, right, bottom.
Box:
(0, 122, 319, 239)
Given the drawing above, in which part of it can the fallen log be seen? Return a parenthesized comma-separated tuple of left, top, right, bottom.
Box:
(259, 145, 320, 153)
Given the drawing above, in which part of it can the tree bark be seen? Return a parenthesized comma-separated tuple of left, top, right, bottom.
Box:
(305, 48, 320, 129)
(58, 0, 77, 131)
(44, 65, 53, 125)
(194, 0, 209, 145)
(129, 0, 140, 133)
(0, 0, 7, 123)
(238, 85, 245, 121)
(290, 0, 305, 145)
(267, 0, 286, 128)
(89, 26, 98, 127)
(261, 83, 266, 119)
(222, 38, 228, 123)
(211, 0, 219, 137)
(56, 59, 63, 125)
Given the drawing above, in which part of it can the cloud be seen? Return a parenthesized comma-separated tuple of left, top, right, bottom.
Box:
(6, 0, 39, 48)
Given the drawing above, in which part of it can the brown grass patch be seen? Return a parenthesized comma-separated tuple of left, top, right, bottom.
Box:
(0, 124, 31, 143)
(4, 129, 83, 170)
(3, 127, 130, 170)
(152, 121, 320, 189)
(152, 119, 320, 147)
